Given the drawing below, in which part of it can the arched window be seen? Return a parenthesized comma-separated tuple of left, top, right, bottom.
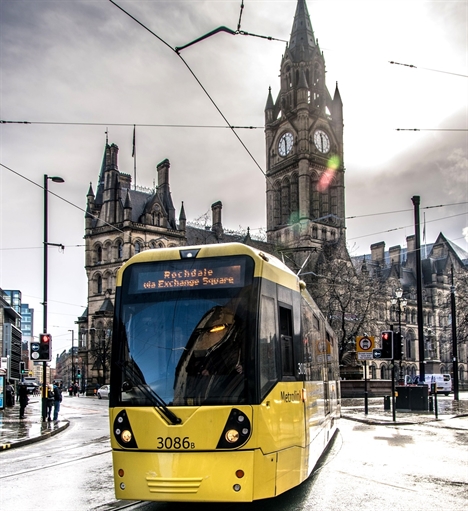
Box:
(281, 177, 290, 225)
(96, 246, 102, 263)
(116, 241, 123, 259)
(273, 181, 281, 226)
(310, 174, 319, 219)
(290, 174, 299, 223)
(381, 365, 387, 379)
(135, 242, 141, 254)
(97, 275, 102, 294)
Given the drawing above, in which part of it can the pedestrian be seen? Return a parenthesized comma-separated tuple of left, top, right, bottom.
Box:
(73, 382, 78, 397)
(19, 383, 29, 419)
(5, 380, 15, 407)
(53, 381, 62, 421)
(46, 384, 54, 421)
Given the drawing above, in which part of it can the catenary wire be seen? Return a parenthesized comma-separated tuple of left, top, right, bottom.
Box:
(108, 0, 267, 177)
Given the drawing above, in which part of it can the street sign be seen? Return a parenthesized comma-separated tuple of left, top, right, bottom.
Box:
(356, 336, 375, 360)
(373, 349, 382, 359)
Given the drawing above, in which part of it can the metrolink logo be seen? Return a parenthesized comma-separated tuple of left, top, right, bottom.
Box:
(280, 390, 301, 403)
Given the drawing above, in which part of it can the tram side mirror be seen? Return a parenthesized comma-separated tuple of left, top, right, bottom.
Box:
(122, 380, 133, 392)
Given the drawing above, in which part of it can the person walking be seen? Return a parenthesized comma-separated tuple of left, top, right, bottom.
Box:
(52, 381, 62, 421)
(18, 383, 29, 419)
(46, 384, 54, 421)
(5, 381, 14, 407)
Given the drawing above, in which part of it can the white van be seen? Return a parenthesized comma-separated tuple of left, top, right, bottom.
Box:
(422, 374, 452, 395)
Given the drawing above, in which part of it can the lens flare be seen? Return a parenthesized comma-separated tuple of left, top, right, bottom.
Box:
(317, 155, 341, 192)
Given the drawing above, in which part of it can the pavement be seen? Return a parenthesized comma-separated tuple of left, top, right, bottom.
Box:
(0, 397, 69, 451)
(1, 392, 467, 451)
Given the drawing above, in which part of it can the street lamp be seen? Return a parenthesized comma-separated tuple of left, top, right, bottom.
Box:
(42, 174, 64, 421)
(391, 287, 407, 382)
(69, 329, 75, 386)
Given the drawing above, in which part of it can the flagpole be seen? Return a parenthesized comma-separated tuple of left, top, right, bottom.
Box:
(423, 212, 427, 258)
(132, 124, 136, 190)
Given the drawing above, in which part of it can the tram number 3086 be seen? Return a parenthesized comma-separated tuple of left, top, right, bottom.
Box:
(156, 437, 195, 450)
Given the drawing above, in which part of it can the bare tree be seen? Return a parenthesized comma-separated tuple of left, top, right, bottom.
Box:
(306, 247, 384, 363)
(89, 320, 112, 384)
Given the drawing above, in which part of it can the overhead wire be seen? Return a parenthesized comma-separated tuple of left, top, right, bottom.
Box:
(108, 0, 268, 177)
(0, 120, 262, 129)
(0, 162, 124, 234)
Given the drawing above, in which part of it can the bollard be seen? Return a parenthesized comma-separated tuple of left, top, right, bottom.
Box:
(384, 396, 390, 410)
(429, 396, 433, 411)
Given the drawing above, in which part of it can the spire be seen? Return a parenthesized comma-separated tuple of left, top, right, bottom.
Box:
(265, 86, 274, 111)
(94, 143, 108, 206)
(178, 201, 186, 231)
(333, 81, 343, 106)
(288, 0, 316, 62)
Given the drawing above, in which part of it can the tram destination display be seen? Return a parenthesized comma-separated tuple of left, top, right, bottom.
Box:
(129, 257, 249, 293)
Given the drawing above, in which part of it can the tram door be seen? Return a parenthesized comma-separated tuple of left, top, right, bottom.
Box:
(322, 332, 333, 415)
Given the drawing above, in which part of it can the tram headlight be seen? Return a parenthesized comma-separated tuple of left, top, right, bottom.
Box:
(121, 430, 133, 443)
(225, 429, 240, 443)
(217, 409, 252, 449)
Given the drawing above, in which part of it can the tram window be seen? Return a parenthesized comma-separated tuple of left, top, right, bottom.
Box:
(259, 296, 278, 396)
(279, 307, 294, 377)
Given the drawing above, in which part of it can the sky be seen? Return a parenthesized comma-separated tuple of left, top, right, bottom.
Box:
(1, 0, 467, 360)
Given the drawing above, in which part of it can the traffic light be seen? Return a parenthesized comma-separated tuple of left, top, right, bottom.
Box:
(38, 333, 52, 361)
(380, 331, 394, 359)
(77, 369, 81, 379)
(20, 361, 26, 374)
(393, 332, 402, 360)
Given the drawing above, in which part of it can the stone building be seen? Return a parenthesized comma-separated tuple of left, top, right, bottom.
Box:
(355, 233, 468, 385)
(78, 144, 270, 386)
(264, 0, 345, 266)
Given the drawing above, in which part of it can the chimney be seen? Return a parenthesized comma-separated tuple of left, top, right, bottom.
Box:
(370, 241, 385, 265)
(211, 201, 223, 239)
(389, 245, 401, 267)
(406, 235, 416, 269)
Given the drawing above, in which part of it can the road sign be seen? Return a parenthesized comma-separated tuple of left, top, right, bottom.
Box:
(356, 336, 375, 360)
(373, 349, 383, 359)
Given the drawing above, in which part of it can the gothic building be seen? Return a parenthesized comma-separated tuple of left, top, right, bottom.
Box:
(77, 143, 270, 386)
(265, 0, 345, 255)
(356, 233, 468, 384)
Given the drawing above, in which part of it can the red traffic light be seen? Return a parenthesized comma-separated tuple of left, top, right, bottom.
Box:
(40, 333, 51, 343)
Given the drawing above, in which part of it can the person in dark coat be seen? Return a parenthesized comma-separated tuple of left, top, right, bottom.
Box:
(18, 383, 29, 419)
(53, 381, 62, 421)
(46, 384, 54, 421)
(6, 381, 14, 407)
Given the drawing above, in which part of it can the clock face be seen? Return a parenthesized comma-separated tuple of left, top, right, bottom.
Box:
(314, 129, 330, 153)
(278, 132, 294, 157)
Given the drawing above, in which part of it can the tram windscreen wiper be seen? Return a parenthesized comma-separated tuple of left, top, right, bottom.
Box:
(119, 362, 182, 425)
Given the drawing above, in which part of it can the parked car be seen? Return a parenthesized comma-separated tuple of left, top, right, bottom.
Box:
(97, 384, 110, 399)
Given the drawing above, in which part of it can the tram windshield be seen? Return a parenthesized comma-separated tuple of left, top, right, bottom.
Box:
(111, 256, 255, 407)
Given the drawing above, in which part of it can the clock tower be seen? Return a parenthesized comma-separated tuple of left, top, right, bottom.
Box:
(265, 0, 345, 254)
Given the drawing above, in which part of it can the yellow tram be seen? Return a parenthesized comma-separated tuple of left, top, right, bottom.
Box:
(109, 243, 340, 502)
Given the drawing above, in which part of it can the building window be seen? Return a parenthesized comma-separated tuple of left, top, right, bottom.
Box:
(96, 246, 102, 263)
(97, 275, 102, 294)
(135, 242, 141, 254)
(117, 241, 123, 259)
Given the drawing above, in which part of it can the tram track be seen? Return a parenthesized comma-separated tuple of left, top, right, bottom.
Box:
(0, 436, 112, 481)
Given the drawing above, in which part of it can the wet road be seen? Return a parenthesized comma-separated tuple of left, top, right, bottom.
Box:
(0, 396, 466, 511)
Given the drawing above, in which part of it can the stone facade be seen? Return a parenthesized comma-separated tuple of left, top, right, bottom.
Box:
(355, 234, 468, 384)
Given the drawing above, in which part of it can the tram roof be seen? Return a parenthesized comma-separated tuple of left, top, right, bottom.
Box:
(116, 242, 300, 291)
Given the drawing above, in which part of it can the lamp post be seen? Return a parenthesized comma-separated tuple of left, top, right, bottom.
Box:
(391, 287, 407, 382)
(68, 329, 75, 387)
(42, 174, 64, 421)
